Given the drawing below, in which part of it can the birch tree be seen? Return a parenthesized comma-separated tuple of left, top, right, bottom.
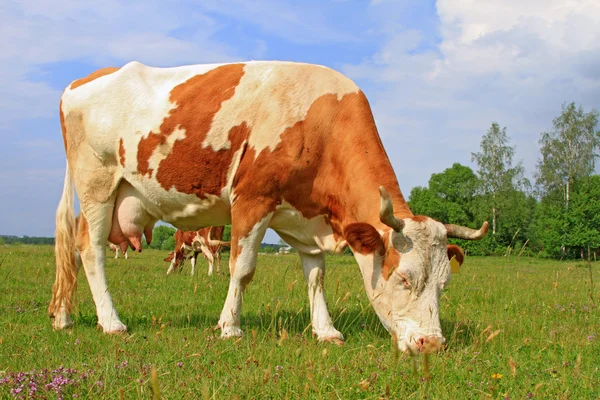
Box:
(535, 102, 600, 209)
(472, 122, 527, 236)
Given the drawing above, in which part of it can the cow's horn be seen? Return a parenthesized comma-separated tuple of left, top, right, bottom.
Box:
(379, 186, 404, 232)
(445, 221, 489, 240)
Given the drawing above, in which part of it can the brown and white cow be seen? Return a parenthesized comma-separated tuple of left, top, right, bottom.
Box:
(164, 227, 229, 276)
(108, 242, 128, 259)
(50, 61, 487, 355)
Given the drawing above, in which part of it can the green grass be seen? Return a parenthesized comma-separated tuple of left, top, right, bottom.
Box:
(1, 245, 599, 399)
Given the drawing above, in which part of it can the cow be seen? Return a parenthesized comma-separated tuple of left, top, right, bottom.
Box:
(49, 61, 488, 356)
(108, 242, 128, 259)
(164, 227, 229, 276)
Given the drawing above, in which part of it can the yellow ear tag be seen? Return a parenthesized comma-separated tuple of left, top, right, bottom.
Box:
(450, 255, 461, 274)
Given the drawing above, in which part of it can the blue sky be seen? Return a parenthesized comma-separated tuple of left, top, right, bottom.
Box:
(2, 0, 600, 243)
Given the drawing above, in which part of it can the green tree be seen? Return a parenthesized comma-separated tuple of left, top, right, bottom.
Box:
(150, 225, 176, 250)
(160, 236, 176, 251)
(410, 163, 479, 227)
(222, 225, 231, 242)
(533, 175, 600, 258)
(536, 102, 600, 209)
(472, 122, 529, 237)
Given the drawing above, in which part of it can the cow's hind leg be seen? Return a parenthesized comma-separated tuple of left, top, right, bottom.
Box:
(205, 251, 215, 276)
(218, 211, 272, 338)
(299, 252, 344, 344)
(190, 252, 198, 276)
(79, 201, 127, 333)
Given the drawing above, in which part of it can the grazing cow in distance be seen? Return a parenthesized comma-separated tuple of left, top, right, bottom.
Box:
(50, 61, 488, 356)
(108, 242, 128, 259)
(164, 227, 229, 276)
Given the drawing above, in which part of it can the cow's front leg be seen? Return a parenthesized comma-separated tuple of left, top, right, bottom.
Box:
(299, 252, 344, 344)
(218, 212, 272, 338)
(79, 203, 127, 333)
(166, 254, 178, 275)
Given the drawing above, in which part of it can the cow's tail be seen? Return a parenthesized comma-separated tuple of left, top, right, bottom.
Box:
(48, 160, 79, 317)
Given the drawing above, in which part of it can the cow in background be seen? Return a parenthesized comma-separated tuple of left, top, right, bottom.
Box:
(108, 242, 128, 259)
(165, 227, 229, 276)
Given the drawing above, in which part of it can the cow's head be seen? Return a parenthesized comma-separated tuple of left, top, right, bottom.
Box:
(345, 187, 488, 355)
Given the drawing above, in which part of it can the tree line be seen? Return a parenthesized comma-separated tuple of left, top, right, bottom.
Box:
(409, 102, 600, 259)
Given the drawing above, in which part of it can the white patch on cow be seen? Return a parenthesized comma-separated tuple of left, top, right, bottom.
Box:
(269, 201, 343, 254)
(202, 61, 360, 156)
(223, 141, 248, 204)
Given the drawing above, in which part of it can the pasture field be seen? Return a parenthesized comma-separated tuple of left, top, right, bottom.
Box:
(1, 245, 599, 399)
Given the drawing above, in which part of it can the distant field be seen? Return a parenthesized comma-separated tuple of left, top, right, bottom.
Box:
(1, 245, 599, 399)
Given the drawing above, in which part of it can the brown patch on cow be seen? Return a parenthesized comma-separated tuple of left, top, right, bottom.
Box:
(118, 138, 125, 167)
(70, 67, 120, 90)
(137, 64, 247, 197)
(382, 247, 401, 280)
(344, 223, 384, 255)
(412, 215, 428, 223)
(447, 244, 464, 266)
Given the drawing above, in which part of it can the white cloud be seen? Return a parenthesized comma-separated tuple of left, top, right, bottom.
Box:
(344, 0, 600, 194)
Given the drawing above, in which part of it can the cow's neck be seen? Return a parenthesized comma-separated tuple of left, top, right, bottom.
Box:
(324, 115, 413, 231)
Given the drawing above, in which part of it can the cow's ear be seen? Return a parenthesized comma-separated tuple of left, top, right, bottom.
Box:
(447, 244, 464, 266)
(344, 223, 384, 255)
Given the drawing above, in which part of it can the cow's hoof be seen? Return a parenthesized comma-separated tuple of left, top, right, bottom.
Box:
(220, 326, 244, 339)
(101, 321, 128, 334)
(318, 336, 345, 346)
(315, 329, 345, 345)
